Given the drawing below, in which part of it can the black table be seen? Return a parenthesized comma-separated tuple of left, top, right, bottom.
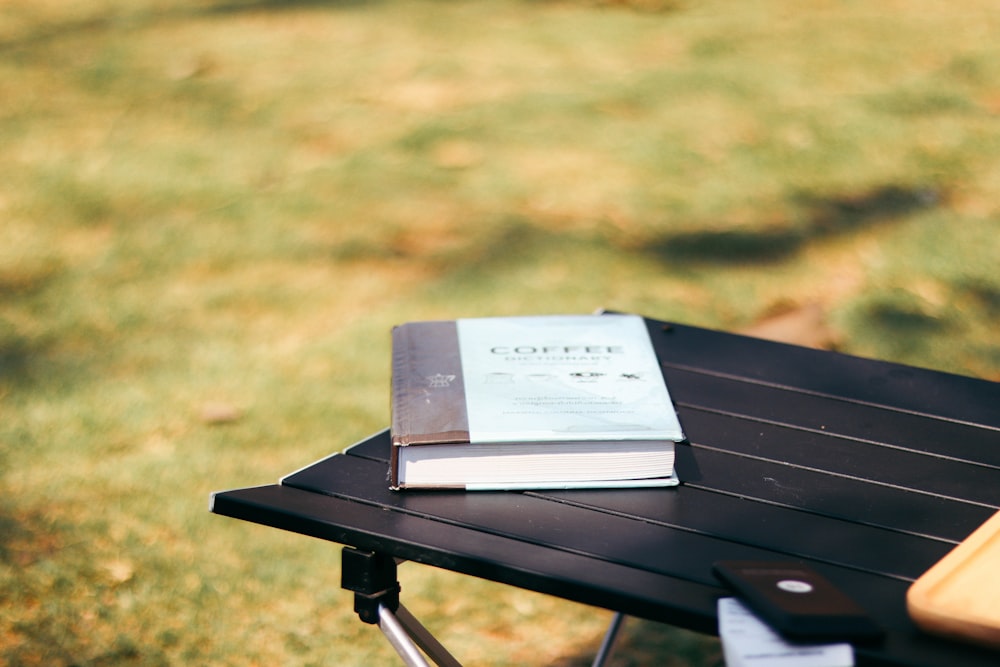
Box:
(211, 317, 1000, 666)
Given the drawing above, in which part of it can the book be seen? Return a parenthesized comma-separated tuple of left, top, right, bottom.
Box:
(389, 313, 685, 490)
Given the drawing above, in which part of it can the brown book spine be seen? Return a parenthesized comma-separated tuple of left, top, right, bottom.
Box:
(390, 321, 471, 487)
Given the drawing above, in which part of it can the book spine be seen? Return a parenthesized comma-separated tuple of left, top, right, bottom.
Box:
(389, 324, 413, 488)
(389, 321, 472, 488)
(390, 324, 412, 449)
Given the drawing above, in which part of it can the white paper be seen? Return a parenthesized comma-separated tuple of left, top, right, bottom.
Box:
(717, 598, 854, 667)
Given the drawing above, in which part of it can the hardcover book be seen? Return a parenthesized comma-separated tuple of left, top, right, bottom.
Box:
(390, 313, 685, 490)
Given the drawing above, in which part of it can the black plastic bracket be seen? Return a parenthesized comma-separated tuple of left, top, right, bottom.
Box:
(341, 547, 401, 624)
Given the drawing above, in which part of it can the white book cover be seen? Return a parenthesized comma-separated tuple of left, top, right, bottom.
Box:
(456, 314, 684, 443)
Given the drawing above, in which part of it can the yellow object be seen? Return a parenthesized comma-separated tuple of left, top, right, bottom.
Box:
(907, 510, 1000, 650)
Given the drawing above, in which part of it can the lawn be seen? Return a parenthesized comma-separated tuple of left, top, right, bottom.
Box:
(1, 0, 998, 665)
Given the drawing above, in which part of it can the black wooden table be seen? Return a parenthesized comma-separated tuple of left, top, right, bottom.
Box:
(211, 317, 1000, 666)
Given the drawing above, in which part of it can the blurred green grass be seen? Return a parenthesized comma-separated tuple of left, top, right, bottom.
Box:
(2, 0, 999, 665)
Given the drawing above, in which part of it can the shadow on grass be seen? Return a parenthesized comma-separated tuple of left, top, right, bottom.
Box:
(962, 281, 1000, 318)
(0, 335, 40, 386)
(0, 0, 377, 52)
(0, 315, 105, 395)
(644, 184, 942, 265)
(205, 0, 378, 15)
(654, 227, 804, 264)
(863, 299, 949, 334)
(842, 289, 955, 358)
(334, 214, 557, 271)
(0, 262, 63, 389)
(0, 506, 51, 567)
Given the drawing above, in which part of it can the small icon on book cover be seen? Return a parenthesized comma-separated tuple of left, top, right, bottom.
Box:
(426, 373, 456, 388)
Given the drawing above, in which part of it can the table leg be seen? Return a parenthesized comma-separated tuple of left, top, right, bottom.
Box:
(342, 547, 623, 666)
(379, 604, 432, 667)
(381, 603, 463, 667)
(342, 547, 463, 666)
(592, 612, 626, 667)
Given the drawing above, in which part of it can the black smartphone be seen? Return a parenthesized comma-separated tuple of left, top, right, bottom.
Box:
(713, 560, 884, 642)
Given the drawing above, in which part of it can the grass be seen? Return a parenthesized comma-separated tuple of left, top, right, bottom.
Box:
(2, 0, 999, 665)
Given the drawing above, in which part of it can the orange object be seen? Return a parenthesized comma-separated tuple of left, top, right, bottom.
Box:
(908, 510, 1000, 650)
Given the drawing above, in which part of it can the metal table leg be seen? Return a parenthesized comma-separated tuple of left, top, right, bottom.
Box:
(344, 547, 626, 667)
(592, 612, 626, 667)
(342, 548, 462, 666)
(379, 603, 463, 667)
